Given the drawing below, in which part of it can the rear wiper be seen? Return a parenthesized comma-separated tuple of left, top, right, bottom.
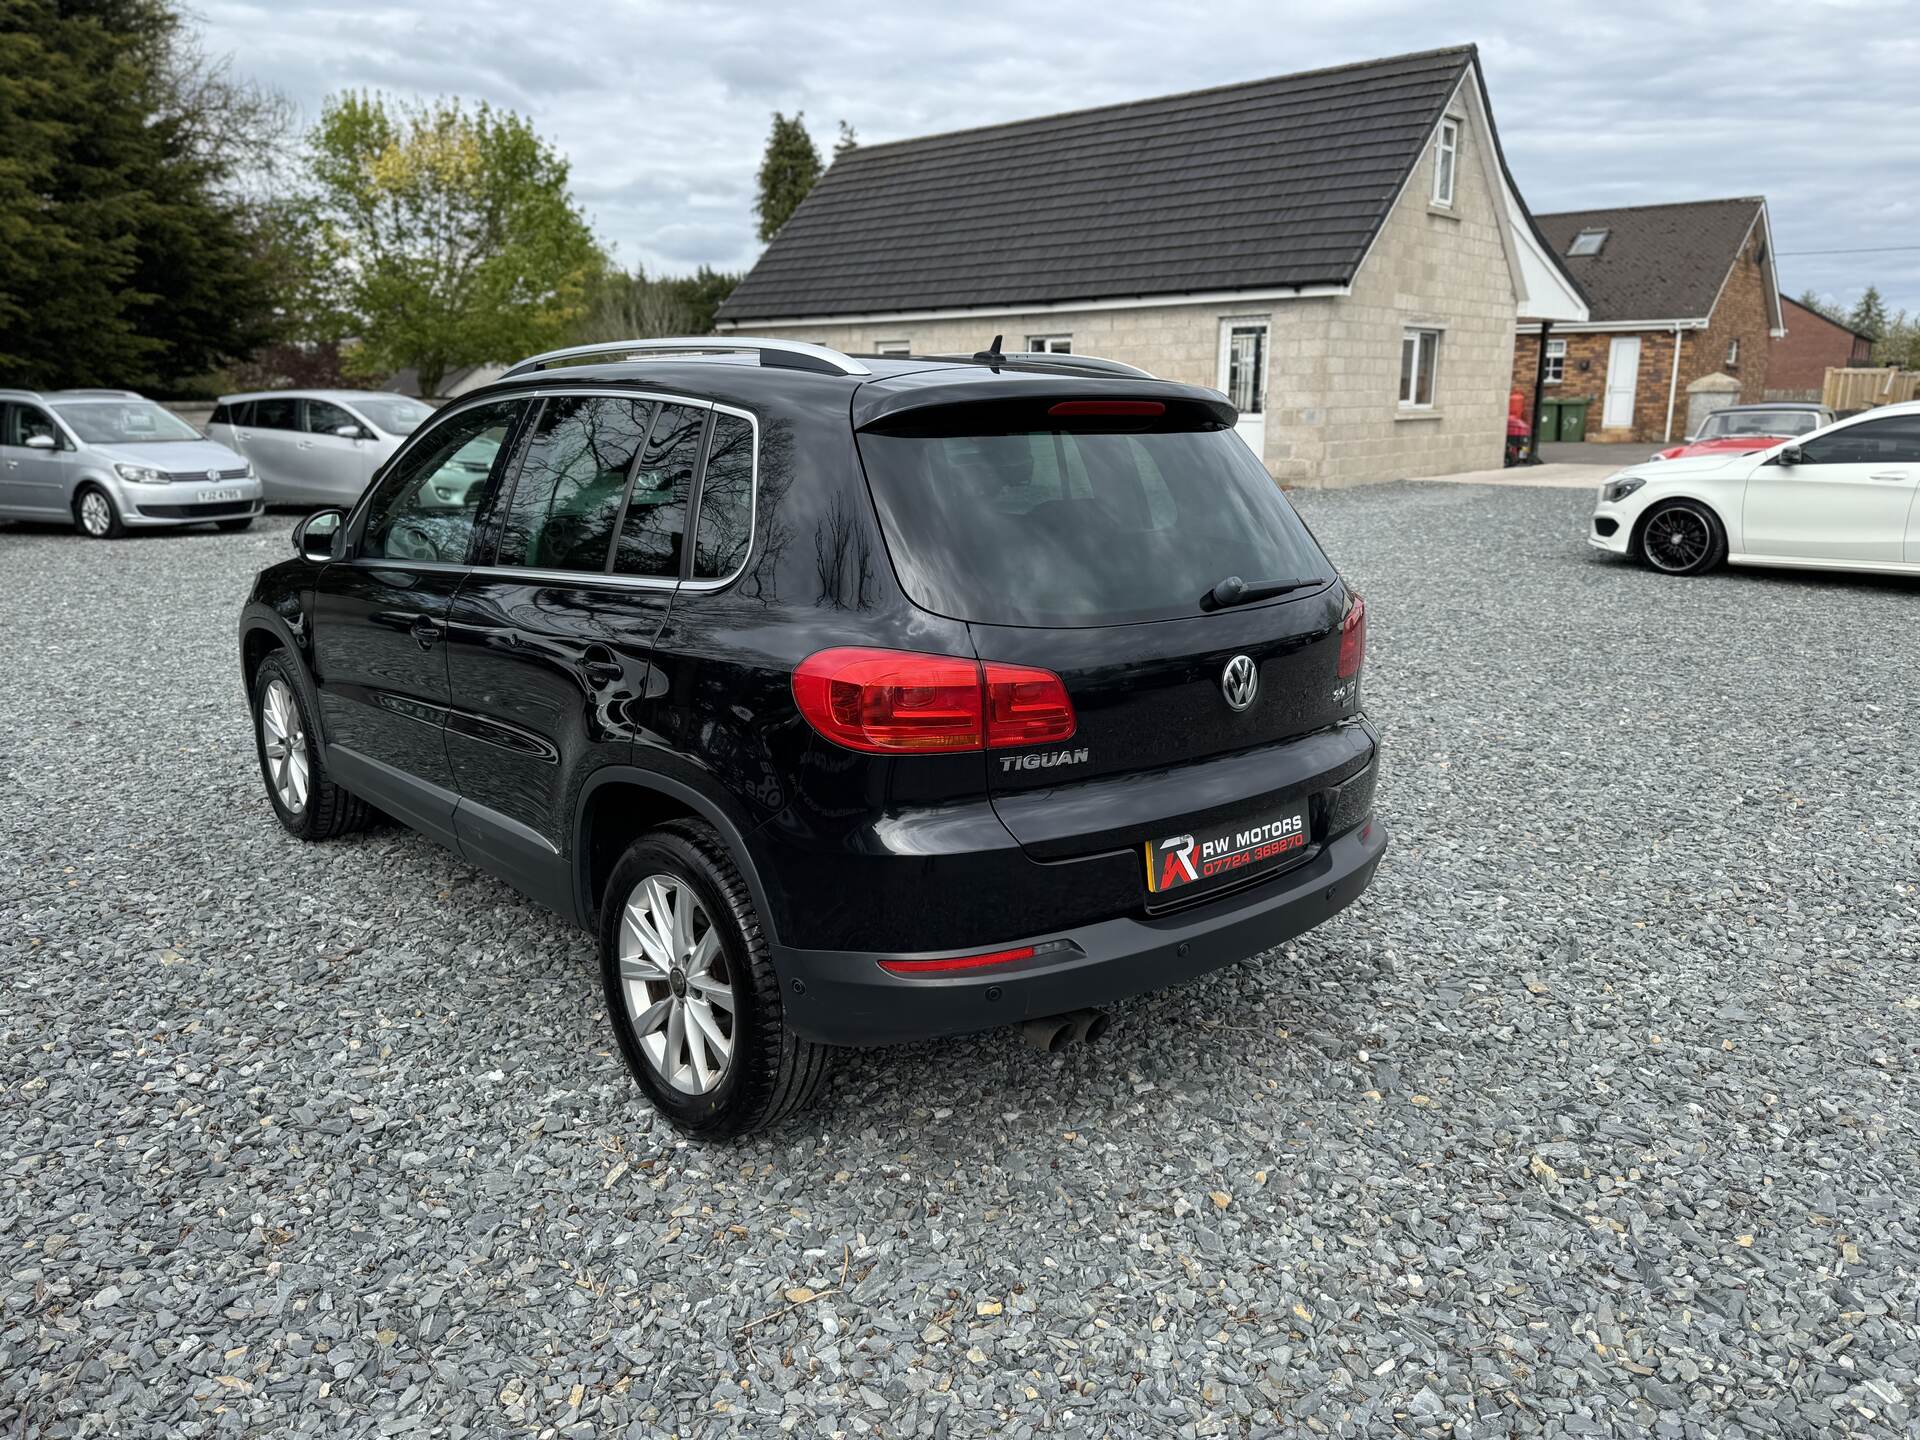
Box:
(1199, 575, 1321, 612)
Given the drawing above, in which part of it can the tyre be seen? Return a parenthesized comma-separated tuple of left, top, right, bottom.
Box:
(600, 821, 832, 1137)
(252, 652, 370, 840)
(216, 517, 255, 533)
(74, 485, 123, 539)
(1637, 500, 1726, 576)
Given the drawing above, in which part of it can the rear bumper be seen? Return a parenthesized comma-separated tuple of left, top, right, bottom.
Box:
(773, 816, 1388, 1046)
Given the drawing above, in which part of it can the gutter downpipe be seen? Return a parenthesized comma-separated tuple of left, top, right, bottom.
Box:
(1663, 322, 1685, 443)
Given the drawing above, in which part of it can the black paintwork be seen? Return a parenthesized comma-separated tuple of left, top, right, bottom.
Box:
(238, 355, 1386, 1045)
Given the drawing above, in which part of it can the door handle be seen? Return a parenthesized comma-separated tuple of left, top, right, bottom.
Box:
(409, 616, 444, 649)
(297, 440, 314, 451)
(581, 645, 623, 689)
(1868, 471, 1908, 482)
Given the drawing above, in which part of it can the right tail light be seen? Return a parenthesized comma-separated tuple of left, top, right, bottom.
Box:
(1337, 591, 1367, 679)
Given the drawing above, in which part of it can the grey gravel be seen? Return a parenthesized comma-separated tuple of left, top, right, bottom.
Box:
(3, 485, 1918, 1438)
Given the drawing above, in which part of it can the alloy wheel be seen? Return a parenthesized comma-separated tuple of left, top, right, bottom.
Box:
(1643, 506, 1710, 573)
(260, 678, 310, 814)
(80, 491, 113, 537)
(616, 874, 735, 1095)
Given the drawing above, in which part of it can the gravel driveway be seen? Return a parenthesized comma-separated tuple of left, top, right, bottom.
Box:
(3, 485, 1917, 1439)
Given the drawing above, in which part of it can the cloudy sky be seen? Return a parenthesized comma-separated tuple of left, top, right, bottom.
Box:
(200, 0, 1920, 315)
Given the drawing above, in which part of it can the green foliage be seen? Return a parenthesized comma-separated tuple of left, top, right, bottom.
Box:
(835, 120, 859, 157)
(1847, 284, 1888, 341)
(308, 92, 600, 397)
(573, 265, 742, 344)
(1795, 289, 1846, 325)
(756, 112, 822, 243)
(0, 0, 279, 389)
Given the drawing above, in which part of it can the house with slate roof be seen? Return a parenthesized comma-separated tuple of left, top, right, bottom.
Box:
(715, 46, 1586, 486)
(1512, 198, 1785, 444)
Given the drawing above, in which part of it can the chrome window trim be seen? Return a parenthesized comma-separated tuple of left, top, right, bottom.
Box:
(345, 385, 758, 594)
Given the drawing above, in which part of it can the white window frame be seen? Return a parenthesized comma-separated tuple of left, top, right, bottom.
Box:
(1400, 328, 1442, 409)
(1725, 337, 1740, 368)
(1568, 229, 1608, 257)
(1544, 337, 1566, 385)
(872, 339, 910, 357)
(1431, 118, 1459, 208)
(1025, 335, 1072, 354)
(1219, 320, 1268, 416)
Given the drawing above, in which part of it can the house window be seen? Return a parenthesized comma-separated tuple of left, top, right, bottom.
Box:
(1725, 338, 1740, 369)
(1544, 338, 1566, 384)
(1431, 118, 1458, 207)
(1400, 328, 1441, 408)
(1026, 335, 1072, 354)
(873, 340, 910, 357)
(1568, 229, 1609, 257)
(1223, 323, 1267, 415)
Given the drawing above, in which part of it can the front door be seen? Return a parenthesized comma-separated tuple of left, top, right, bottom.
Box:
(1603, 337, 1641, 431)
(0, 402, 72, 515)
(311, 396, 528, 848)
(1218, 319, 1269, 460)
(444, 393, 689, 911)
(1743, 414, 1920, 563)
(296, 398, 381, 505)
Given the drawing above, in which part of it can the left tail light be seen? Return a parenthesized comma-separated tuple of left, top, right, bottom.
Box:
(1337, 591, 1367, 679)
(792, 647, 1075, 754)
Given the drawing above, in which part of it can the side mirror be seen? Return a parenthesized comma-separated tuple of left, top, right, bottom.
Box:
(292, 507, 346, 563)
(334, 424, 368, 441)
(24, 433, 56, 450)
(1776, 444, 1804, 467)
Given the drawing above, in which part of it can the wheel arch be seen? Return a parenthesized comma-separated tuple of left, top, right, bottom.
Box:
(238, 606, 325, 728)
(574, 766, 779, 943)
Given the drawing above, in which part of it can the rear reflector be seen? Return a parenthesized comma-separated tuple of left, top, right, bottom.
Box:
(793, 648, 1076, 754)
(878, 945, 1036, 975)
(1337, 591, 1367, 679)
(1046, 399, 1166, 418)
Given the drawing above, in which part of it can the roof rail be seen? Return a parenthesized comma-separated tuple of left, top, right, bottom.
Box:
(51, 388, 143, 399)
(503, 337, 872, 379)
(926, 350, 1155, 379)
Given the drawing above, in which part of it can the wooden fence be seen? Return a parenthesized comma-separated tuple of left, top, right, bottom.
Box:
(1822, 366, 1920, 413)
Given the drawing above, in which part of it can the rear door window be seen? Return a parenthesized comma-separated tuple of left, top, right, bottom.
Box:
(613, 403, 705, 578)
(252, 397, 298, 430)
(856, 413, 1333, 627)
(495, 396, 654, 572)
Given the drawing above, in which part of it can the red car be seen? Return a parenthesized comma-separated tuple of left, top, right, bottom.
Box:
(1651, 403, 1834, 461)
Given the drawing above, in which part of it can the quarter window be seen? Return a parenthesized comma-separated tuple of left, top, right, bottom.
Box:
(1223, 323, 1267, 415)
(693, 413, 754, 579)
(1400, 329, 1441, 408)
(1544, 338, 1566, 384)
(359, 399, 523, 564)
(613, 403, 705, 578)
(1794, 415, 1920, 466)
(496, 396, 655, 572)
(1432, 118, 1458, 207)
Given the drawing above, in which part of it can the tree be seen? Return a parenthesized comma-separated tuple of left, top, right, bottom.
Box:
(309, 92, 600, 397)
(756, 112, 822, 242)
(835, 120, 859, 158)
(1795, 289, 1846, 325)
(572, 264, 742, 344)
(1847, 285, 1888, 341)
(0, 0, 283, 389)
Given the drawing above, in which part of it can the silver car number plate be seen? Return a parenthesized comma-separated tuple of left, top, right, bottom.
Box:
(199, 487, 245, 504)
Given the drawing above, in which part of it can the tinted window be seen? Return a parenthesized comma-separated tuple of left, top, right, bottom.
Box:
(305, 400, 360, 436)
(253, 397, 298, 430)
(210, 403, 232, 426)
(613, 403, 704, 578)
(359, 400, 523, 564)
(231, 401, 254, 427)
(857, 417, 1334, 627)
(496, 396, 654, 572)
(694, 413, 753, 578)
(1797, 415, 1920, 466)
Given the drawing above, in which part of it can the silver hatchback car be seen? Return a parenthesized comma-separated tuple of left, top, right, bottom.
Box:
(0, 388, 262, 538)
(208, 390, 437, 506)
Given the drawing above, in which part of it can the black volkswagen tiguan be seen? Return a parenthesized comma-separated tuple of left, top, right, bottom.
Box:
(238, 338, 1386, 1136)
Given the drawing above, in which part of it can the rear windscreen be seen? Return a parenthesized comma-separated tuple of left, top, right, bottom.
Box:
(856, 422, 1334, 627)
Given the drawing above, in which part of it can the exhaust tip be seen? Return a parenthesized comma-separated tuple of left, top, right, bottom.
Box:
(1075, 1009, 1112, 1046)
(1020, 1016, 1074, 1053)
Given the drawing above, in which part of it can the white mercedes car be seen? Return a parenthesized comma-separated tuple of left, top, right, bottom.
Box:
(1590, 401, 1920, 577)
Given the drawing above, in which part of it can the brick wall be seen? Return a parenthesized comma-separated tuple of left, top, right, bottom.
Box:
(1771, 299, 1873, 395)
(730, 82, 1518, 486)
(1511, 220, 1780, 443)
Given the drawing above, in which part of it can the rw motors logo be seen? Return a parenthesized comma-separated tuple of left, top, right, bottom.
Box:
(1148, 834, 1200, 893)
